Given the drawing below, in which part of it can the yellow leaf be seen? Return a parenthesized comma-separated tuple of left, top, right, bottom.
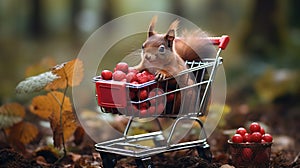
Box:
(7, 121, 38, 145)
(46, 58, 84, 90)
(0, 103, 25, 129)
(30, 91, 72, 120)
(49, 110, 77, 148)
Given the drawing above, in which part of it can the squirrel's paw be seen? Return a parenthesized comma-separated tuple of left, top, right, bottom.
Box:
(155, 70, 169, 81)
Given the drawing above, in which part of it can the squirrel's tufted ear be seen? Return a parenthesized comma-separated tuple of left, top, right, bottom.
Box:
(165, 19, 179, 48)
(148, 16, 157, 37)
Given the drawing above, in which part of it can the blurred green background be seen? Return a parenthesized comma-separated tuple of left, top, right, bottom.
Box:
(0, 0, 299, 143)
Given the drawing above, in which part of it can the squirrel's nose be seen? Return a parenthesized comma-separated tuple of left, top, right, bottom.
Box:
(145, 54, 151, 60)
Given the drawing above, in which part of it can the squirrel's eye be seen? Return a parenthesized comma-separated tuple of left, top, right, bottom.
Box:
(141, 45, 145, 50)
(158, 45, 165, 53)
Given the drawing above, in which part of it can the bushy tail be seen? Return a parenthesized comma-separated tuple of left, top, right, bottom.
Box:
(175, 29, 215, 61)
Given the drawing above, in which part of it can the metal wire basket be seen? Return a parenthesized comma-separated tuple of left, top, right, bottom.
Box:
(93, 58, 215, 117)
(93, 35, 230, 168)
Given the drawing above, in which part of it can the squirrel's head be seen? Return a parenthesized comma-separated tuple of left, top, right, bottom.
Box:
(141, 16, 179, 63)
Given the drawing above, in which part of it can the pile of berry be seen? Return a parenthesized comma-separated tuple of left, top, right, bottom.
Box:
(231, 122, 273, 143)
(100, 62, 175, 116)
(229, 122, 273, 166)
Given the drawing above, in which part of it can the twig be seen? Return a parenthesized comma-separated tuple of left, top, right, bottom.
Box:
(291, 152, 300, 166)
(50, 67, 69, 158)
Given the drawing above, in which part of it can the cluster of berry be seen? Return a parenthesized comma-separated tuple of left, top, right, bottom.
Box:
(231, 122, 273, 143)
(100, 62, 175, 117)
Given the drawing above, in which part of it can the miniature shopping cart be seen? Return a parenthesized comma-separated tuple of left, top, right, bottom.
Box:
(93, 35, 229, 168)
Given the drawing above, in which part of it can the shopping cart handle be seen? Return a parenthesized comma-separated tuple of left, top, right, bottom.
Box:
(207, 35, 230, 50)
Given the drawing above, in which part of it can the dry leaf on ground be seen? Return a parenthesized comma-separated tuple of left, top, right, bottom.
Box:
(6, 121, 38, 145)
(0, 103, 25, 129)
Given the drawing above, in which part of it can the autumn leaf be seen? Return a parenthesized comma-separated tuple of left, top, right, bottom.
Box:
(30, 91, 72, 120)
(46, 58, 84, 90)
(49, 110, 77, 148)
(0, 103, 25, 129)
(6, 121, 38, 145)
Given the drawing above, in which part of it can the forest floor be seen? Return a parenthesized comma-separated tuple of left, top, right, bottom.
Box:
(0, 137, 299, 168)
(0, 127, 299, 168)
(1, 91, 299, 168)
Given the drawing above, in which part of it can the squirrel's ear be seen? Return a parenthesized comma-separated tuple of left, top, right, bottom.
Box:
(165, 19, 179, 48)
(148, 16, 157, 37)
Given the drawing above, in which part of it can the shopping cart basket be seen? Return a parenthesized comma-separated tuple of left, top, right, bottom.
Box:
(93, 35, 230, 167)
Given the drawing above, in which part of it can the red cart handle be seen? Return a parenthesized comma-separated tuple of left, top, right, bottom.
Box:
(207, 35, 230, 50)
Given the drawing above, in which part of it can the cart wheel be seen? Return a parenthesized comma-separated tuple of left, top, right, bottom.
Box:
(135, 157, 155, 168)
(100, 152, 117, 168)
(196, 146, 212, 162)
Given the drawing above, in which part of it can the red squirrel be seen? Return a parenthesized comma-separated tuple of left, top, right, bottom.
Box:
(134, 16, 210, 81)
(133, 16, 211, 114)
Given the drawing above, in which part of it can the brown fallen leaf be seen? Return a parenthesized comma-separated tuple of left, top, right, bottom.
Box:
(0, 103, 25, 129)
(6, 121, 38, 145)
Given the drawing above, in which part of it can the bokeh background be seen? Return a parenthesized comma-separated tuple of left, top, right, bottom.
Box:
(1, 0, 299, 149)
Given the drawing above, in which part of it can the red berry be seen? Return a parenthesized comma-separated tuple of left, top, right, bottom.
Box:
(262, 133, 273, 142)
(101, 70, 113, 80)
(115, 62, 129, 73)
(243, 133, 251, 142)
(148, 91, 157, 105)
(236, 127, 247, 136)
(242, 148, 253, 161)
(260, 127, 265, 135)
(112, 70, 126, 81)
(139, 102, 149, 109)
(148, 106, 156, 115)
(130, 82, 139, 93)
(148, 74, 155, 81)
(250, 132, 262, 143)
(128, 67, 138, 74)
(141, 70, 155, 81)
(249, 122, 261, 133)
(129, 91, 136, 100)
(139, 77, 149, 83)
(149, 88, 165, 105)
(131, 81, 139, 85)
(139, 108, 148, 117)
(156, 103, 165, 115)
(167, 93, 175, 103)
(142, 70, 151, 76)
(232, 134, 243, 143)
(138, 89, 148, 100)
(136, 73, 149, 83)
(126, 72, 138, 82)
